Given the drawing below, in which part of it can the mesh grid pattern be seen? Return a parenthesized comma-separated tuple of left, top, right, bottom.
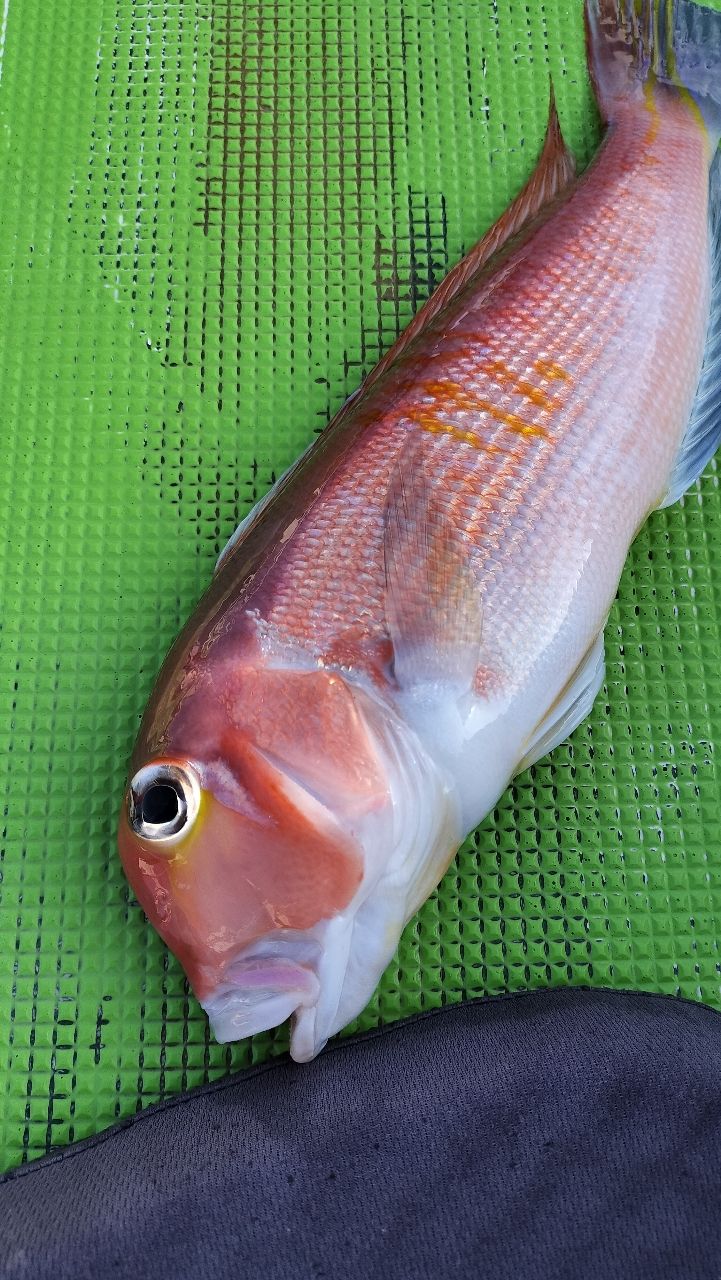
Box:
(1, 0, 721, 1171)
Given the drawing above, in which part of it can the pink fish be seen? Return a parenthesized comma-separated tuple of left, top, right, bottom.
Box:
(118, 0, 721, 1061)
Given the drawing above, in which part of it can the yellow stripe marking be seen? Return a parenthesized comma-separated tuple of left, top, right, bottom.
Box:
(533, 358, 570, 382)
(643, 78, 662, 148)
(418, 418, 503, 453)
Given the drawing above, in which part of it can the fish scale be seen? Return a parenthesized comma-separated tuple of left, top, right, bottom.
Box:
(262, 101, 707, 711)
(118, 0, 721, 1062)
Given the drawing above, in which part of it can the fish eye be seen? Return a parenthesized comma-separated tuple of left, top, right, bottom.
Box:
(141, 784, 179, 826)
(128, 762, 200, 843)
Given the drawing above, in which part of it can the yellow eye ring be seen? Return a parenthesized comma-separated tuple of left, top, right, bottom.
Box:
(128, 761, 201, 844)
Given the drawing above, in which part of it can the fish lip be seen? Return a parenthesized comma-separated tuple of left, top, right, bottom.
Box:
(224, 954, 320, 998)
(200, 926, 352, 1058)
(202, 987, 308, 1043)
(200, 947, 322, 1045)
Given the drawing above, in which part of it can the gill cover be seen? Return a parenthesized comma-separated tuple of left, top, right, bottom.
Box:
(119, 666, 390, 1001)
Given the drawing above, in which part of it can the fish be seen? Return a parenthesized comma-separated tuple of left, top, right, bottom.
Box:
(118, 0, 721, 1062)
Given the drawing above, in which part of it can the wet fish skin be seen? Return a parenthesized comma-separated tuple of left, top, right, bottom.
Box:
(118, 0, 721, 1061)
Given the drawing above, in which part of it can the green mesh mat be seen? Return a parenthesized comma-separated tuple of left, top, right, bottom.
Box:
(2, 0, 721, 1173)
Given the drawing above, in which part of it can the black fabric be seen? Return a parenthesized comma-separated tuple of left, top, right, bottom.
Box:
(2, 988, 721, 1279)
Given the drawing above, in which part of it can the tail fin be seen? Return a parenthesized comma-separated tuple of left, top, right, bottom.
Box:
(585, 0, 721, 148)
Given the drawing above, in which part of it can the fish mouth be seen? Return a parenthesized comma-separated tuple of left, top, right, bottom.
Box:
(199, 917, 365, 1062)
(199, 927, 347, 1062)
(201, 955, 321, 1048)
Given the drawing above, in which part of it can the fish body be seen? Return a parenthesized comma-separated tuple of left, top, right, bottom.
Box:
(119, 0, 721, 1060)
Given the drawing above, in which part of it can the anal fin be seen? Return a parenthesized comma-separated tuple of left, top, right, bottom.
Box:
(516, 632, 606, 775)
(659, 150, 721, 508)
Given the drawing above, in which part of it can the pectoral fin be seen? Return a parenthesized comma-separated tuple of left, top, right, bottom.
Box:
(384, 439, 483, 693)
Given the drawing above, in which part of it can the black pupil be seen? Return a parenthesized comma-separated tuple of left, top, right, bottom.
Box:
(141, 783, 181, 826)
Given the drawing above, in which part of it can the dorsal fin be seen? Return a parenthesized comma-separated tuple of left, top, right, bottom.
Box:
(360, 85, 576, 399)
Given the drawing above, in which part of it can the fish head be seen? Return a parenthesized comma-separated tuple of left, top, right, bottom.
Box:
(118, 651, 453, 1060)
